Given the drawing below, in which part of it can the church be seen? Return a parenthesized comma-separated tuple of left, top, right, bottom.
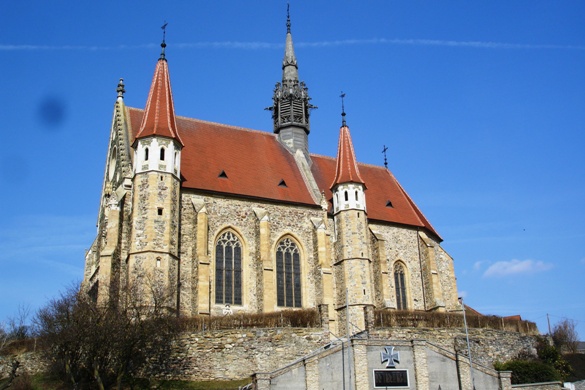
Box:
(82, 10, 460, 338)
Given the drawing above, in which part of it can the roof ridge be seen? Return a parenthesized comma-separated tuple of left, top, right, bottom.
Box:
(128, 106, 275, 137)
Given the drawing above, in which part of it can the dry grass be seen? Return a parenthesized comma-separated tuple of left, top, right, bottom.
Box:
(374, 309, 538, 334)
(179, 309, 320, 331)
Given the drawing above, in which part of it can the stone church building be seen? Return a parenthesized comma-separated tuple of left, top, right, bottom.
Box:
(82, 13, 460, 337)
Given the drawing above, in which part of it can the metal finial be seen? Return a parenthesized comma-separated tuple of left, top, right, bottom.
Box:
(340, 91, 347, 126)
(382, 145, 389, 169)
(117, 78, 125, 99)
(286, 3, 291, 34)
(160, 21, 168, 59)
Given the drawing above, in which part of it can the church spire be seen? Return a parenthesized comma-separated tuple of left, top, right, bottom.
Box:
(282, 4, 298, 82)
(267, 5, 315, 159)
(134, 29, 183, 146)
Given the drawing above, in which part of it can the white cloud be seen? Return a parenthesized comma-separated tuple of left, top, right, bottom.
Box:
(473, 261, 484, 271)
(483, 259, 553, 278)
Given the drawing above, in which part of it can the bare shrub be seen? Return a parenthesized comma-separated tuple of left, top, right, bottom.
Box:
(552, 319, 579, 354)
(34, 284, 181, 390)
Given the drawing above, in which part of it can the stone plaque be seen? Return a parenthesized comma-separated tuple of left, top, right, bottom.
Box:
(373, 369, 409, 388)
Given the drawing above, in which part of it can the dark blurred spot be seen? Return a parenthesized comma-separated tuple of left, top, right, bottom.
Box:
(0, 155, 29, 184)
(37, 96, 67, 130)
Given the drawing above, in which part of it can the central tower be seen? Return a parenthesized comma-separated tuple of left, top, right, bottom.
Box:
(267, 6, 315, 163)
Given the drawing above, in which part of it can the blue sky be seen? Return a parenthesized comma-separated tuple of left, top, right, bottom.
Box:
(1, 1, 584, 339)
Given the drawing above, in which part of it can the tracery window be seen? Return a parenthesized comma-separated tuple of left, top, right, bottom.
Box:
(276, 238, 302, 307)
(394, 262, 408, 310)
(215, 231, 242, 305)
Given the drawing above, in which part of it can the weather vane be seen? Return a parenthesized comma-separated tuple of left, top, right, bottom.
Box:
(160, 21, 168, 59)
(340, 91, 346, 126)
(382, 145, 388, 169)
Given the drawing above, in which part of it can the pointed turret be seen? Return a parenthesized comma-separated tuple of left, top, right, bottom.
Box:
(268, 5, 315, 160)
(128, 34, 182, 312)
(330, 123, 366, 190)
(331, 96, 373, 336)
(134, 44, 183, 146)
(331, 97, 367, 214)
(133, 38, 183, 178)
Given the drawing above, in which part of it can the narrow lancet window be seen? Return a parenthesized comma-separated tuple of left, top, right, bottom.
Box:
(145, 147, 149, 161)
(276, 238, 302, 307)
(394, 262, 408, 310)
(160, 147, 165, 161)
(215, 231, 242, 305)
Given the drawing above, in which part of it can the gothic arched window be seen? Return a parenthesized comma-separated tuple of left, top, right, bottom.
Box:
(144, 147, 149, 161)
(276, 238, 302, 307)
(215, 231, 242, 305)
(160, 147, 165, 161)
(394, 262, 408, 310)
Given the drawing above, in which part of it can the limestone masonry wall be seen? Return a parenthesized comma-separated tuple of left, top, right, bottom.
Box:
(148, 327, 329, 381)
(370, 327, 537, 368)
(1, 327, 539, 383)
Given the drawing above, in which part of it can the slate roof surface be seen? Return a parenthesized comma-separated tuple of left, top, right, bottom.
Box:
(126, 107, 441, 240)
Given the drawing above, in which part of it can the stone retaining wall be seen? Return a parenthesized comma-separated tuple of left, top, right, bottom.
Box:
(1, 326, 539, 383)
(370, 327, 538, 368)
(148, 327, 329, 381)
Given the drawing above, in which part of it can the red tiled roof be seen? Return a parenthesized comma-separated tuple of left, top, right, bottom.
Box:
(330, 125, 366, 189)
(126, 107, 441, 239)
(464, 305, 483, 316)
(134, 59, 184, 146)
(312, 156, 440, 239)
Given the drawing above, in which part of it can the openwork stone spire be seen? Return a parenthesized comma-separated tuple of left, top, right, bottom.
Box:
(268, 5, 315, 142)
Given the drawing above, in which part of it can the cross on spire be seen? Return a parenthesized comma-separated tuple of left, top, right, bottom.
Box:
(286, 3, 291, 33)
(382, 144, 388, 169)
(160, 21, 168, 59)
(340, 91, 347, 127)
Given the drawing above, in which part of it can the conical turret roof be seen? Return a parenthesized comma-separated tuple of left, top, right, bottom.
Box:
(331, 124, 366, 189)
(135, 50, 183, 146)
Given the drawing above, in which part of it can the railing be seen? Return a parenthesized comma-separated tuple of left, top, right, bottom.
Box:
(179, 308, 320, 331)
(374, 310, 538, 334)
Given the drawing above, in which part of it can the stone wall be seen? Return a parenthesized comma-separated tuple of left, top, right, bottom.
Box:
(370, 327, 537, 368)
(178, 192, 326, 317)
(368, 222, 459, 313)
(1, 326, 540, 384)
(0, 352, 47, 378)
(512, 382, 565, 390)
(149, 327, 329, 381)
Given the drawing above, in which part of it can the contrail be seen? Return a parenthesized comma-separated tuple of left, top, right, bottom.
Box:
(297, 38, 585, 51)
(1, 38, 583, 51)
